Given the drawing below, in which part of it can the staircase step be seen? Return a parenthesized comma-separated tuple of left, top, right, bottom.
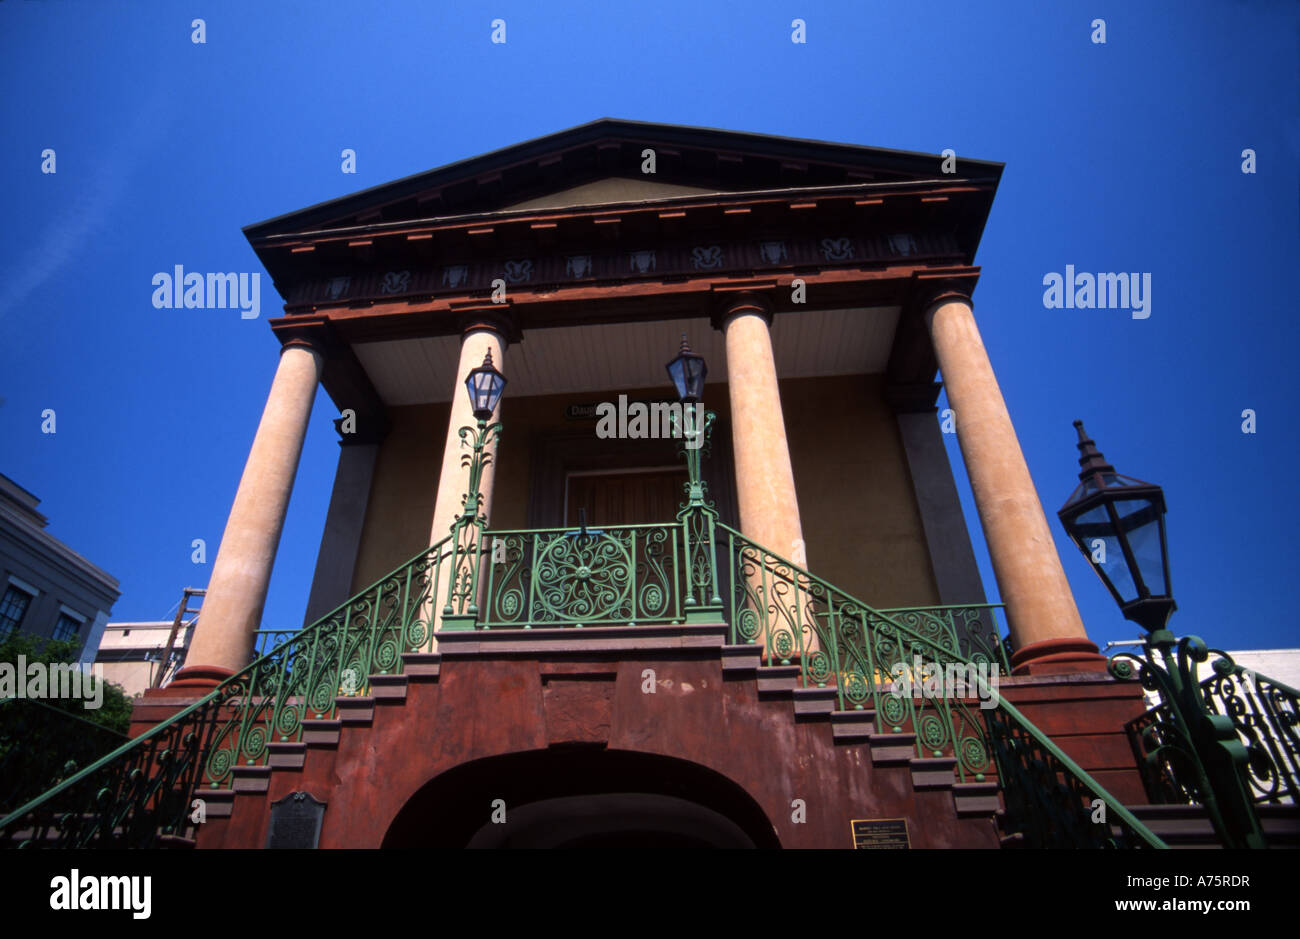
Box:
(195, 789, 235, 819)
(369, 674, 408, 702)
(952, 781, 1002, 817)
(336, 697, 375, 724)
(401, 652, 442, 679)
(1259, 806, 1300, 846)
(721, 644, 761, 675)
(231, 765, 272, 794)
(302, 719, 342, 746)
(910, 756, 958, 790)
(1126, 803, 1300, 847)
(829, 710, 876, 742)
(1113, 824, 1220, 847)
(156, 834, 196, 849)
(792, 686, 838, 719)
(1129, 804, 1227, 841)
(869, 732, 917, 765)
(757, 666, 802, 697)
(267, 742, 307, 769)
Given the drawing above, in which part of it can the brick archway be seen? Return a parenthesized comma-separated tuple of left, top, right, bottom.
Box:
(381, 747, 781, 848)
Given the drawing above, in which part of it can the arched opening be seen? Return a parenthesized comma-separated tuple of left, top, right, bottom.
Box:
(381, 747, 780, 848)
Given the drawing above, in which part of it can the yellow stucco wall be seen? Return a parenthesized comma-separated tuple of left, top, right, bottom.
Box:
(349, 402, 448, 592)
(780, 374, 940, 607)
(348, 376, 941, 608)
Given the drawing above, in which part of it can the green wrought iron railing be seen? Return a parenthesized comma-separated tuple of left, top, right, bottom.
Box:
(252, 629, 301, 656)
(721, 525, 1006, 780)
(1125, 656, 1300, 808)
(710, 521, 1165, 848)
(0, 536, 454, 848)
(0, 506, 1167, 849)
(481, 524, 683, 627)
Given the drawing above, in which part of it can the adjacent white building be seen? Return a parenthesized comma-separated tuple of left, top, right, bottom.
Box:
(0, 473, 119, 665)
(94, 620, 197, 698)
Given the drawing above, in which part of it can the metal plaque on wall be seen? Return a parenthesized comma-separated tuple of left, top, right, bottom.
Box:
(850, 818, 910, 849)
(267, 791, 327, 849)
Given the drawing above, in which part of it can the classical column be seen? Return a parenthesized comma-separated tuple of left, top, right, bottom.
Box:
(172, 339, 324, 687)
(721, 294, 812, 660)
(426, 323, 507, 634)
(925, 290, 1104, 674)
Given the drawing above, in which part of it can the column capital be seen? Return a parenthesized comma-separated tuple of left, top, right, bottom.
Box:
(280, 336, 325, 360)
(271, 318, 390, 446)
(906, 267, 981, 317)
(712, 291, 774, 331)
(452, 307, 521, 344)
(921, 288, 974, 315)
(270, 313, 337, 358)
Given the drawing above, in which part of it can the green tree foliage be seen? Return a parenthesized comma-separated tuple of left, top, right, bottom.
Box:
(0, 635, 134, 814)
(0, 634, 132, 733)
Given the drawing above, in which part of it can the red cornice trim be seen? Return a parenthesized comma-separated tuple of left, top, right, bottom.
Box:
(272, 264, 938, 347)
(251, 181, 993, 251)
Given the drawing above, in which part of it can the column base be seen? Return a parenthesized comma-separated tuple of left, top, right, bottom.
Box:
(684, 605, 726, 626)
(438, 614, 479, 632)
(161, 664, 236, 692)
(1010, 637, 1108, 676)
(997, 671, 1150, 804)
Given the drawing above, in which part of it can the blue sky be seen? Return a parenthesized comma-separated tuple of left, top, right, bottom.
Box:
(2, 1, 1296, 655)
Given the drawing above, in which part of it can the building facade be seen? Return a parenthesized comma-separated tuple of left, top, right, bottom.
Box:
(17, 120, 1227, 850)
(0, 473, 119, 664)
(133, 120, 1155, 849)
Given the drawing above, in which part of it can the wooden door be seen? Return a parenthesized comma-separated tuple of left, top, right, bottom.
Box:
(565, 469, 688, 527)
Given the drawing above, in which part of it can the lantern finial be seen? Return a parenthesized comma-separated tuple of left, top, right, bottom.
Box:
(1073, 419, 1116, 481)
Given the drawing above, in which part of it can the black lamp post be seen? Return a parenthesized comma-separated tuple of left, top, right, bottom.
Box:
(464, 348, 507, 421)
(664, 334, 713, 504)
(665, 336, 722, 613)
(441, 350, 506, 627)
(1058, 420, 1265, 849)
(665, 333, 707, 403)
(1058, 420, 1175, 632)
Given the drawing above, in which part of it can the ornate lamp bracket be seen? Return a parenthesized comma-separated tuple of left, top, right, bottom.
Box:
(668, 406, 723, 616)
(1109, 636, 1267, 849)
(441, 417, 502, 625)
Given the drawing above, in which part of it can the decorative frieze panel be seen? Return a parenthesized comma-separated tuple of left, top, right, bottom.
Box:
(287, 230, 959, 306)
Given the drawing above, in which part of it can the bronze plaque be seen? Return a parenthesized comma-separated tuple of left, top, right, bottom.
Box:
(850, 818, 910, 850)
(267, 791, 326, 849)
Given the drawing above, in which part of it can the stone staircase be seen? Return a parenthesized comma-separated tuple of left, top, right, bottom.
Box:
(1121, 804, 1300, 849)
(198, 651, 445, 831)
(42, 632, 1296, 850)
(183, 641, 1006, 847)
(720, 647, 1006, 834)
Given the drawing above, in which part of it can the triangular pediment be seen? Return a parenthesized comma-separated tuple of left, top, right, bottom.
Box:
(499, 177, 722, 213)
(245, 119, 1002, 240)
